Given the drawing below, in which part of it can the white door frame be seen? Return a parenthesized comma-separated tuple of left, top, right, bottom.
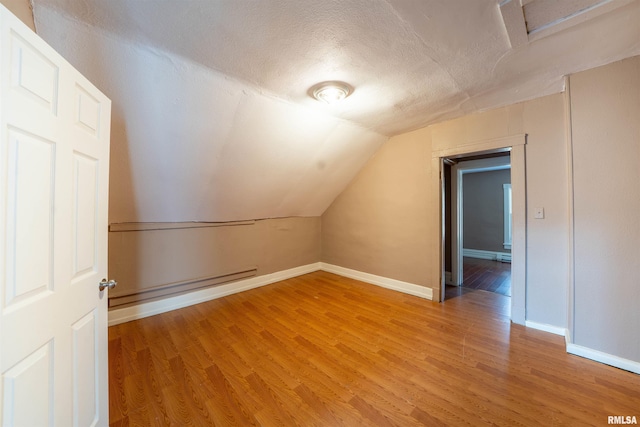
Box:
(433, 134, 526, 324)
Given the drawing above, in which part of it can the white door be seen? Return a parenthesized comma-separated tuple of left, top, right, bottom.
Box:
(0, 5, 112, 427)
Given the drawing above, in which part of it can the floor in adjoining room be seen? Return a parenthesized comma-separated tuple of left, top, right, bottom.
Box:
(109, 270, 639, 426)
(462, 256, 511, 296)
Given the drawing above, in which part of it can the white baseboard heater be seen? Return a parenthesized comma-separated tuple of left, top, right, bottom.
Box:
(463, 248, 512, 263)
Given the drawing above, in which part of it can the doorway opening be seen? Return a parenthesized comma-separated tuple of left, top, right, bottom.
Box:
(442, 151, 512, 301)
(433, 134, 525, 324)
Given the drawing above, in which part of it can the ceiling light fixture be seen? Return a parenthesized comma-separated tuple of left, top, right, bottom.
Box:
(309, 81, 353, 104)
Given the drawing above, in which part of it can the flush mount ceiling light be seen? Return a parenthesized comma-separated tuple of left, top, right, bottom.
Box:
(309, 81, 353, 104)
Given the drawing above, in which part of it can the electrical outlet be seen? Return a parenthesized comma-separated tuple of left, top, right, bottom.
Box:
(534, 207, 545, 219)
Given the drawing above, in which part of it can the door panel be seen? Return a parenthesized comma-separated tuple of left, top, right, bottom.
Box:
(72, 310, 98, 427)
(2, 341, 54, 426)
(5, 129, 56, 306)
(72, 153, 99, 279)
(75, 85, 102, 136)
(1, 5, 111, 426)
(10, 31, 59, 114)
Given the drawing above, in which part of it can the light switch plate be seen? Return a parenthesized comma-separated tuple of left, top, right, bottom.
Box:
(534, 207, 545, 219)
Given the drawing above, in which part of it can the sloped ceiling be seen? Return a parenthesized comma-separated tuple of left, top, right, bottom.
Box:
(31, 0, 640, 223)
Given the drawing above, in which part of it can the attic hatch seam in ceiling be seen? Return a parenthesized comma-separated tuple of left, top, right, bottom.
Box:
(524, 0, 605, 35)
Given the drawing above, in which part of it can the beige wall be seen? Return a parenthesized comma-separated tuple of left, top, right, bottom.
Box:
(321, 127, 434, 287)
(570, 56, 640, 362)
(109, 217, 320, 307)
(1, 0, 34, 31)
(322, 92, 569, 327)
(521, 93, 569, 325)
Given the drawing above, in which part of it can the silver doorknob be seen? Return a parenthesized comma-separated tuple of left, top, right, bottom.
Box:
(99, 278, 117, 292)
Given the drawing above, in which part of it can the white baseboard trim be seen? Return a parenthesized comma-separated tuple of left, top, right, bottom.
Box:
(108, 262, 321, 326)
(463, 248, 511, 262)
(566, 343, 640, 375)
(108, 261, 639, 374)
(320, 263, 433, 300)
(525, 321, 567, 336)
(526, 322, 640, 374)
(108, 261, 434, 326)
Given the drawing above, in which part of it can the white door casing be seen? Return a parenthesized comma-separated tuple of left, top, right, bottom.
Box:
(433, 134, 526, 324)
(0, 6, 111, 427)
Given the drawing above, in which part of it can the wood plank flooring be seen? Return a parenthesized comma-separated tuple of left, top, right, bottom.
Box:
(109, 271, 639, 426)
(463, 257, 511, 296)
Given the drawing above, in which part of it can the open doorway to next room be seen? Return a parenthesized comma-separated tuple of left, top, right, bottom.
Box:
(443, 152, 512, 301)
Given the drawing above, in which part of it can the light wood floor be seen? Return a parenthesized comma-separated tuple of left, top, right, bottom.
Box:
(109, 271, 639, 426)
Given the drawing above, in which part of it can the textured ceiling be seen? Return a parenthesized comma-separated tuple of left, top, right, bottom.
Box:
(30, 0, 640, 222)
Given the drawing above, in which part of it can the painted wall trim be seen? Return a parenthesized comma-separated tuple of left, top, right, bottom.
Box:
(565, 328, 572, 347)
(525, 320, 566, 336)
(108, 262, 321, 326)
(109, 220, 255, 232)
(563, 74, 577, 360)
(566, 343, 640, 375)
(526, 322, 640, 375)
(463, 248, 512, 262)
(432, 133, 526, 159)
(320, 263, 434, 300)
